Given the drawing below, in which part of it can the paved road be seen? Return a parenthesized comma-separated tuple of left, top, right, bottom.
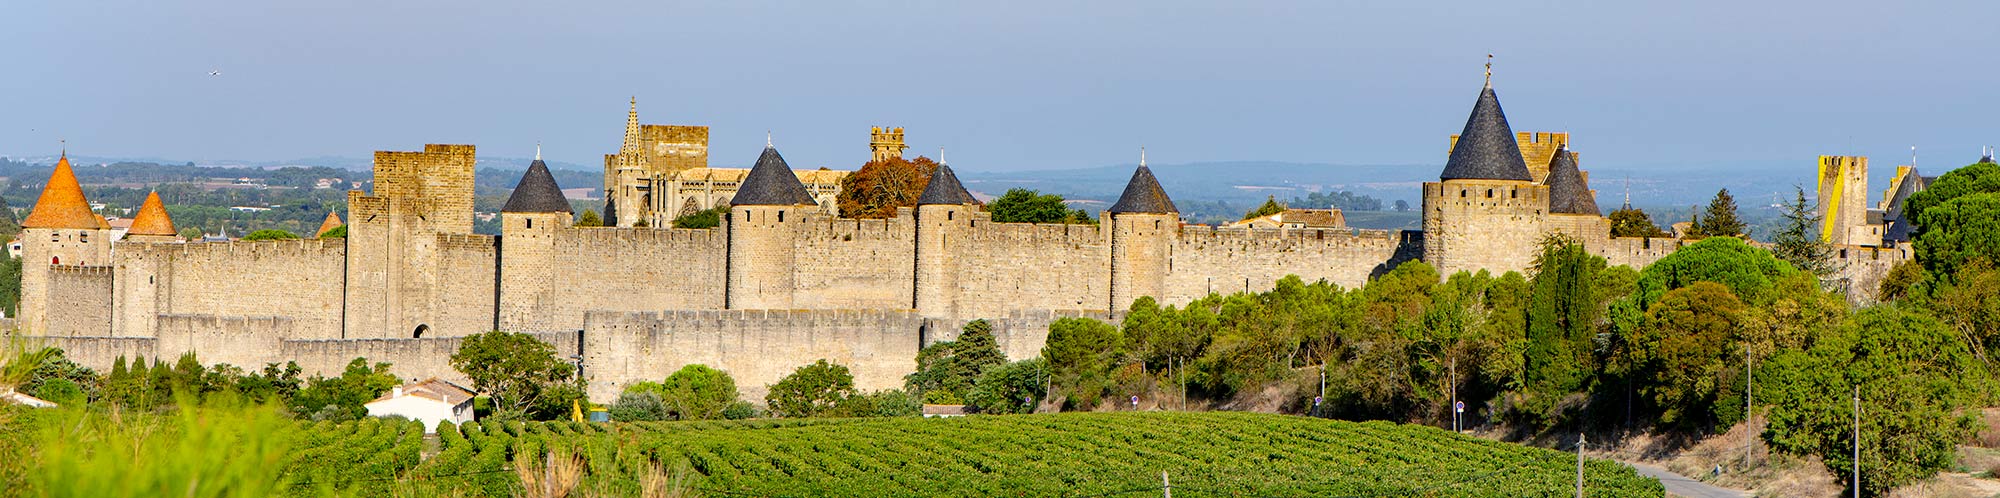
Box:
(1622, 461, 1751, 498)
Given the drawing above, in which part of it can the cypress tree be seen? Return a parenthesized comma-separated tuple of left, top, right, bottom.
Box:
(1699, 189, 1746, 238)
(1771, 186, 1839, 276)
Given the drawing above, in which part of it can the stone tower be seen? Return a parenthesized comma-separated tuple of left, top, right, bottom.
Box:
(498, 156, 574, 332)
(870, 127, 908, 162)
(125, 191, 180, 243)
(1106, 152, 1178, 312)
(913, 157, 980, 318)
(1816, 155, 1869, 245)
(344, 144, 478, 339)
(19, 153, 114, 334)
(605, 98, 650, 227)
(726, 145, 818, 309)
(1422, 77, 1550, 278)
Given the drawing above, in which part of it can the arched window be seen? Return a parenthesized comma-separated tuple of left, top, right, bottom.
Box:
(51, 256, 59, 265)
(413, 324, 429, 339)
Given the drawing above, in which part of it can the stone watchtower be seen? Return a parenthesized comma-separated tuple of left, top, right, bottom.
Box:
(725, 144, 819, 309)
(19, 153, 114, 334)
(912, 157, 981, 318)
(870, 127, 907, 162)
(498, 154, 574, 332)
(124, 191, 180, 243)
(1817, 155, 1870, 245)
(344, 144, 477, 339)
(1422, 76, 1550, 277)
(1106, 153, 1179, 312)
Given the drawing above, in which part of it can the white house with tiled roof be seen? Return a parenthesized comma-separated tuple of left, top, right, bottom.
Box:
(364, 377, 476, 433)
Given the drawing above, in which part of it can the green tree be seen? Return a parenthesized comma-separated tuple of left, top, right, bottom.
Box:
(1607, 207, 1669, 238)
(988, 189, 1093, 224)
(1770, 186, 1840, 276)
(626, 364, 740, 420)
(318, 225, 347, 238)
(575, 209, 604, 227)
(242, 229, 299, 241)
(904, 320, 1009, 404)
(1913, 192, 2000, 279)
(1631, 237, 1796, 309)
(964, 358, 1048, 414)
(1041, 317, 1123, 409)
(0, 256, 18, 317)
(672, 205, 728, 229)
(1760, 306, 1987, 496)
(1925, 260, 2000, 362)
(1695, 188, 1746, 238)
(1627, 282, 1746, 428)
(1524, 236, 1607, 399)
(766, 359, 855, 418)
(293, 358, 399, 421)
(449, 331, 582, 420)
(1876, 260, 1923, 302)
(1901, 160, 2000, 242)
(1243, 195, 1285, 220)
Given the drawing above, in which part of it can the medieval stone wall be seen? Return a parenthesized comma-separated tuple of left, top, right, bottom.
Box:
(791, 215, 916, 309)
(1164, 227, 1410, 303)
(282, 331, 578, 384)
(434, 234, 499, 337)
(153, 314, 294, 368)
(534, 227, 727, 329)
(947, 221, 1111, 318)
(111, 239, 347, 340)
(45, 265, 113, 337)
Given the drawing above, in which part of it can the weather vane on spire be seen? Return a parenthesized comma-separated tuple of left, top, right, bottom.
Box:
(1140, 147, 1147, 168)
(938, 147, 946, 165)
(536, 142, 542, 161)
(1484, 54, 1493, 88)
(60, 138, 66, 158)
(766, 131, 773, 148)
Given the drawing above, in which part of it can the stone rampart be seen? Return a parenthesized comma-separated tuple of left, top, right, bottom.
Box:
(112, 238, 346, 339)
(947, 222, 1110, 318)
(1164, 226, 1412, 303)
(281, 330, 578, 384)
(153, 314, 294, 370)
(582, 309, 927, 402)
(527, 227, 726, 331)
(45, 265, 113, 337)
(791, 216, 917, 309)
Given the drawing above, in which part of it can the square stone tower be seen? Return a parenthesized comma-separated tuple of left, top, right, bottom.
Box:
(1816, 155, 1869, 245)
(344, 144, 478, 339)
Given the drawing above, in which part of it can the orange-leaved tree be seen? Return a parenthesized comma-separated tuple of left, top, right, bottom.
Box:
(837, 156, 939, 218)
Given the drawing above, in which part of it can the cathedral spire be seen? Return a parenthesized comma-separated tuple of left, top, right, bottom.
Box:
(621, 97, 641, 155)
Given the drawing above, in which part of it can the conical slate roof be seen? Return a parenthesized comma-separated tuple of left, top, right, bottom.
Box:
(316, 211, 344, 237)
(1108, 165, 1178, 214)
(1440, 86, 1533, 182)
(127, 191, 177, 236)
(730, 147, 816, 206)
(23, 156, 108, 230)
(502, 160, 573, 213)
(1542, 147, 1599, 215)
(916, 162, 977, 205)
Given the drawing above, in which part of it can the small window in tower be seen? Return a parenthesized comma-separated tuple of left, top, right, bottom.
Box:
(1511, 189, 1517, 199)
(527, 219, 533, 229)
(1486, 189, 1494, 198)
(413, 324, 429, 339)
(947, 211, 954, 221)
(1459, 190, 1466, 198)
(778, 211, 785, 222)
(80, 232, 89, 243)
(51, 256, 59, 265)
(1155, 220, 1162, 229)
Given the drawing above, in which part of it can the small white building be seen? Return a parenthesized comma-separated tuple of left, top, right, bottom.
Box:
(1, 388, 57, 408)
(364, 377, 476, 433)
(921, 404, 967, 418)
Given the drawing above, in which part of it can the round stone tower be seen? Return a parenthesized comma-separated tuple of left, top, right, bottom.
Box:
(725, 145, 817, 309)
(913, 158, 980, 318)
(498, 156, 574, 331)
(1105, 154, 1179, 313)
(20, 153, 114, 334)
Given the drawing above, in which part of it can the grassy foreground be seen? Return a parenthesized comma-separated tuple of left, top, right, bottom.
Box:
(1, 405, 1662, 497)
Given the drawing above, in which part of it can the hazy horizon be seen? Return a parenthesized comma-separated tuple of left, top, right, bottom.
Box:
(5, 0, 1997, 174)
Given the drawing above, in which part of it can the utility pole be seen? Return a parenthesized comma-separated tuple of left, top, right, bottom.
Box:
(1575, 433, 1586, 498)
(1745, 345, 1753, 469)
(1853, 386, 1861, 498)
(1451, 359, 1459, 432)
(1318, 365, 1325, 418)
(1161, 471, 1172, 498)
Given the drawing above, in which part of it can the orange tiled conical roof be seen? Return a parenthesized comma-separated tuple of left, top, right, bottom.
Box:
(315, 211, 343, 237)
(127, 191, 177, 236)
(22, 156, 108, 230)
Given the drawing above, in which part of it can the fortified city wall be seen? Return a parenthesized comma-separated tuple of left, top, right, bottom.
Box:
(45, 265, 113, 337)
(790, 213, 917, 309)
(110, 238, 347, 339)
(1163, 226, 1415, 301)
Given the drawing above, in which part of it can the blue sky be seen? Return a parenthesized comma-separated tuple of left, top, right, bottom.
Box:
(2, 0, 1995, 172)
